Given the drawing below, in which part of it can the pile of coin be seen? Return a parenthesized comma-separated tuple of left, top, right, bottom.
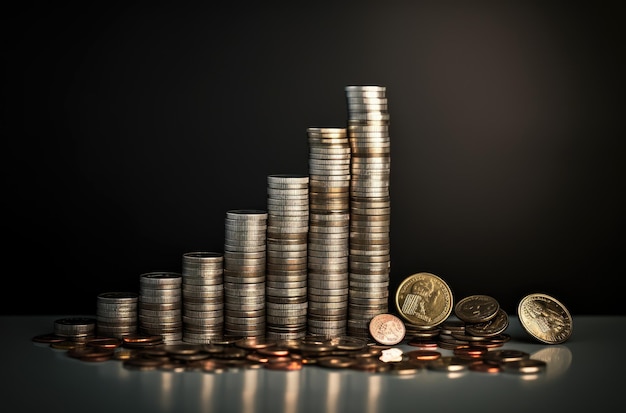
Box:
(96, 292, 138, 338)
(181, 251, 225, 343)
(307, 127, 351, 337)
(138, 272, 183, 343)
(223, 209, 268, 338)
(345, 85, 392, 337)
(32, 327, 547, 375)
(265, 174, 310, 339)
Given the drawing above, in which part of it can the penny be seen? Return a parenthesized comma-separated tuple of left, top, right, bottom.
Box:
(368, 313, 406, 345)
(427, 356, 471, 372)
(404, 350, 442, 361)
(500, 358, 547, 374)
(32, 333, 65, 344)
(469, 361, 502, 373)
(316, 356, 355, 369)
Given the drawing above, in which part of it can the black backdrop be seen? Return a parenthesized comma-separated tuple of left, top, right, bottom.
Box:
(5, 1, 625, 316)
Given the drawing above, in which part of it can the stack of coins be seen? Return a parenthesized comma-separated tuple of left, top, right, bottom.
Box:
(53, 317, 97, 341)
(96, 292, 138, 338)
(223, 209, 268, 338)
(345, 85, 391, 337)
(138, 272, 183, 343)
(265, 174, 309, 340)
(307, 127, 351, 338)
(181, 251, 225, 343)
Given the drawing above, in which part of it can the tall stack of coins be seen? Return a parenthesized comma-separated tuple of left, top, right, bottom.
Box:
(181, 251, 224, 343)
(138, 272, 183, 343)
(345, 85, 391, 337)
(265, 174, 309, 339)
(96, 292, 138, 338)
(307, 127, 351, 337)
(223, 209, 267, 338)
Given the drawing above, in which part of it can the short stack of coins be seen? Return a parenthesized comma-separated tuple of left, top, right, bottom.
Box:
(265, 174, 309, 340)
(181, 251, 224, 343)
(53, 317, 97, 341)
(223, 209, 268, 338)
(307, 127, 351, 337)
(138, 272, 183, 343)
(96, 292, 138, 338)
(345, 85, 391, 337)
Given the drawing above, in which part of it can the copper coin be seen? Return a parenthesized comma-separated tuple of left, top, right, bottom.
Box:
(316, 356, 355, 369)
(265, 359, 303, 371)
(369, 313, 406, 345)
(469, 361, 502, 373)
(405, 350, 442, 361)
(32, 333, 65, 344)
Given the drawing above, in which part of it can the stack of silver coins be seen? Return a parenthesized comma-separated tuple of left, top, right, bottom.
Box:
(138, 272, 183, 343)
(53, 317, 97, 341)
(96, 292, 138, 338)
(181, 251, 224, 343)
(345, 85, 391, 337)
(307, 127, 351, 337)
(265, 174, 309, 339)
(223, 209, 268, 338)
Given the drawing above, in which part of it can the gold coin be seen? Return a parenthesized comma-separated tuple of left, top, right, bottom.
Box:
(395, 272, 453, 327)
(518, 293, 573, 344)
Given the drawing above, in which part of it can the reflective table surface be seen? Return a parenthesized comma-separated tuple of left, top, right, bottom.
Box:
(1, 315, 624, 413)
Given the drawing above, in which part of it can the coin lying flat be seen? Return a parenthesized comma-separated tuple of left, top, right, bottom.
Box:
(395, 272, 453, 327)
(518, 293, 573, 344)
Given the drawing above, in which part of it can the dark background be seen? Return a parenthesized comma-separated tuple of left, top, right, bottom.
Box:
(4, 1, 624, 316)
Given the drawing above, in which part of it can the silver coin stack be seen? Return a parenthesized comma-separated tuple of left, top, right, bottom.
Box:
(138, 272, 183, 343)
(265, 174, 309, 340)
(307, 127, 351, 338)
(345, 85, 391, 337)
(96, 291, 138, 338)
(223, 209, 268, 338)
(53, 317, 97, 341)
(181, 251, 224, 343)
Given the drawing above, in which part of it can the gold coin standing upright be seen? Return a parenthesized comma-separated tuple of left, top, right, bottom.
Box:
(518, 293, 573, 344)
(395, 272, 453, 327)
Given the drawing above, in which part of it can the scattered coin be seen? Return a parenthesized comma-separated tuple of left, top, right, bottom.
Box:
(518, 293, 573, 344)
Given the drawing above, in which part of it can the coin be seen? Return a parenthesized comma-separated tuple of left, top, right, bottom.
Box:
(368, 313, 406, 345)
(518, 293, 573, 344)
(500, 358, 547, 374)
(395, 272, 453, 327)
(454, 295, 500, 323)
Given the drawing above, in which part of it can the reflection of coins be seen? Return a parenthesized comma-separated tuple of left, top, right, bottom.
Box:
(531, 346, 572, 379)
(368, 313, 406, 345)
(518, 293, 573, 344)
(395, 272, 453, 327)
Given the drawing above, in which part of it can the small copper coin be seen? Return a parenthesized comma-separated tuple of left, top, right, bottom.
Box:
(469, 361, 502, 373)
(316, 356, 355, 369)
(501, 358, 547, 374)
(265, 359, 303, 371)
(405, 350, 442, 361)
(32, 333, 66, 343)
(369, 313, 406, 345)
